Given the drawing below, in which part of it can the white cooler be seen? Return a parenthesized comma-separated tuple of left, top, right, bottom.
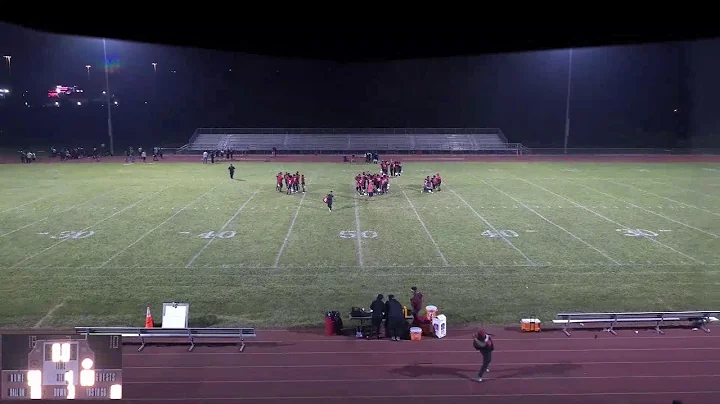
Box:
(432, 314, 447, 339)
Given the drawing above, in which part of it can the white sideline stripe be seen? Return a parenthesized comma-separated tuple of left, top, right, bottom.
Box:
(9, 275, 720, 284)
(607, 179, 720, 218)
(98, 185, 220, 268)
(0, 189, 115, 238)
(450, 189, 535, 266)
(5, 260, 714, 270)
(273, 191, 307, 268)
(353, 194, 365, 268)
(480, 180, 621, 265)
(33, 298, 66, 328)
(10, 184, 178, 269)
(400, 186, 448, 266)
(122, 375, 720, 385)
(186, 190, 259, 268)
(123, 359, 720, 369)
(516, 177, 705, 265)
(119, 392, 720, 402)
(0, 194, 51, 214)
(129, 347, 720, 356)
(569, 180, 719, 238)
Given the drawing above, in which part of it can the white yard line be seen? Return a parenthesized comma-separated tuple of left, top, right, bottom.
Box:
(515, 177, 705, 265)
(480, 179, 621, 265)
(353, 194, 365, 268)
(450, 189, 535, 266)
(273, 191, 308, 268)
(10, 184, 178, 269)
(399, 186, 449, 266)
(186, 190, 259, 268)
(0, 189, 116, 238)
(606, 179, 720, 218)
(34, 298, 67, 328)
(98, 185, 220, 269)
(568, 180, 719, 238)
(0, 195, 52, 214)
(652, 180, 720, 200)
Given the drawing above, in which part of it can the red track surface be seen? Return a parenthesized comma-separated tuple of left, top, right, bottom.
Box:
(119, 327, 720, 403)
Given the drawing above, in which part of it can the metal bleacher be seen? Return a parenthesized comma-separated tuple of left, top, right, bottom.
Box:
(181, 128, 524, 154)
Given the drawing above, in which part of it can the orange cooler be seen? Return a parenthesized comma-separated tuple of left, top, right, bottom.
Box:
(521, 318, 541, 332)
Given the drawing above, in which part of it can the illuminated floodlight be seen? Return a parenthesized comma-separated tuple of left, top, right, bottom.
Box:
(113, 101, 118, 105)
(0, 88, 9, 93)
(109, 384, 122, 400)
(55, 102, 59, 107)
(77, 101, 82, 106)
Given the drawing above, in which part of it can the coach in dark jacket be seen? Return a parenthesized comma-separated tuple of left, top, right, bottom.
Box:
(386, 295, 404, 341)
(369, 294, 385, 339)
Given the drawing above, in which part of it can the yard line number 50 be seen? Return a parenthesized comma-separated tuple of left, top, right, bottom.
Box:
(339, 231, 378, 239)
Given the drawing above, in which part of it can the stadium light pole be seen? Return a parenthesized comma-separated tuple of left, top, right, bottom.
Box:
(563, 49, 573, 155)
(3, 55, 11, 78)
(102, 39, 114, 155)
(85, 65, 91, 80)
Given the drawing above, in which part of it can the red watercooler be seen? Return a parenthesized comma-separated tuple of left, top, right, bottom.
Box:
(324, 313, 335, 336)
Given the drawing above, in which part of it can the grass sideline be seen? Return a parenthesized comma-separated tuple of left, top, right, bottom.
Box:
(0, 160, 719, 329)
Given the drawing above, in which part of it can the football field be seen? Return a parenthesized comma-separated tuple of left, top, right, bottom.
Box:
(1, 159, 719, 328)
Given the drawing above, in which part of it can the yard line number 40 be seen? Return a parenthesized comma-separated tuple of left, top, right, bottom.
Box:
(198, 231, 236, 239)
(482, 230, 519, 238)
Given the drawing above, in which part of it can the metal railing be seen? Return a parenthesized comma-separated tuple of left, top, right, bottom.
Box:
(527, 147, 720, 155)
(192, 127, 506, 136)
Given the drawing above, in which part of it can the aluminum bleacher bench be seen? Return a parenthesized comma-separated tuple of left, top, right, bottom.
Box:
(75, 326, 256, 352)
(553, 311, 720, 336)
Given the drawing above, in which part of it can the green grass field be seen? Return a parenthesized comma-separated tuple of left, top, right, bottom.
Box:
(1, 160, 719, 329)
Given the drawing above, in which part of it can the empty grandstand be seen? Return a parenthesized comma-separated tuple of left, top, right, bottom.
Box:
(177, 128, 525, 155)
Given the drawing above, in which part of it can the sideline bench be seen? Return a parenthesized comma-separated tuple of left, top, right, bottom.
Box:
(553, 311, 720, 336)
(75, 327, 257, 352)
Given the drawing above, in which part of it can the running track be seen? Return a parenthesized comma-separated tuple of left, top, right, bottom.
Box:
(118, 327, 719, 403)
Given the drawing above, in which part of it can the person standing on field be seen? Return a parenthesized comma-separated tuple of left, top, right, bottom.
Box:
(228, 164, 235, 179)
(324, 191, 334, 212)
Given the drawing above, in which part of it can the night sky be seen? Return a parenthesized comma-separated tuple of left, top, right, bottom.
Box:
(0, 23, 717, 149)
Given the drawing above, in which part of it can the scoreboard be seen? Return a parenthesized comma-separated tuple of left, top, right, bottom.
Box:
(0, 334, 122, 400)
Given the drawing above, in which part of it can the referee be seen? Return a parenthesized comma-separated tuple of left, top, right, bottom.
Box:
(324, 191, 334, 212)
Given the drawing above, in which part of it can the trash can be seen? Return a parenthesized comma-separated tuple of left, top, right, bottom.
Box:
(324, 312, 335, 336)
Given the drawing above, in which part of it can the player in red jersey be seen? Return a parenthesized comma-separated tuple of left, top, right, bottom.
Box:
(276, 173, 284, 192)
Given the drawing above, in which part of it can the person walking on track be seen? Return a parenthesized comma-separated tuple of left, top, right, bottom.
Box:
(473, 329, 494, 382)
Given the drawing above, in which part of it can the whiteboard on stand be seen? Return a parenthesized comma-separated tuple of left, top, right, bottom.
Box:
(162, 302, 190, 328)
